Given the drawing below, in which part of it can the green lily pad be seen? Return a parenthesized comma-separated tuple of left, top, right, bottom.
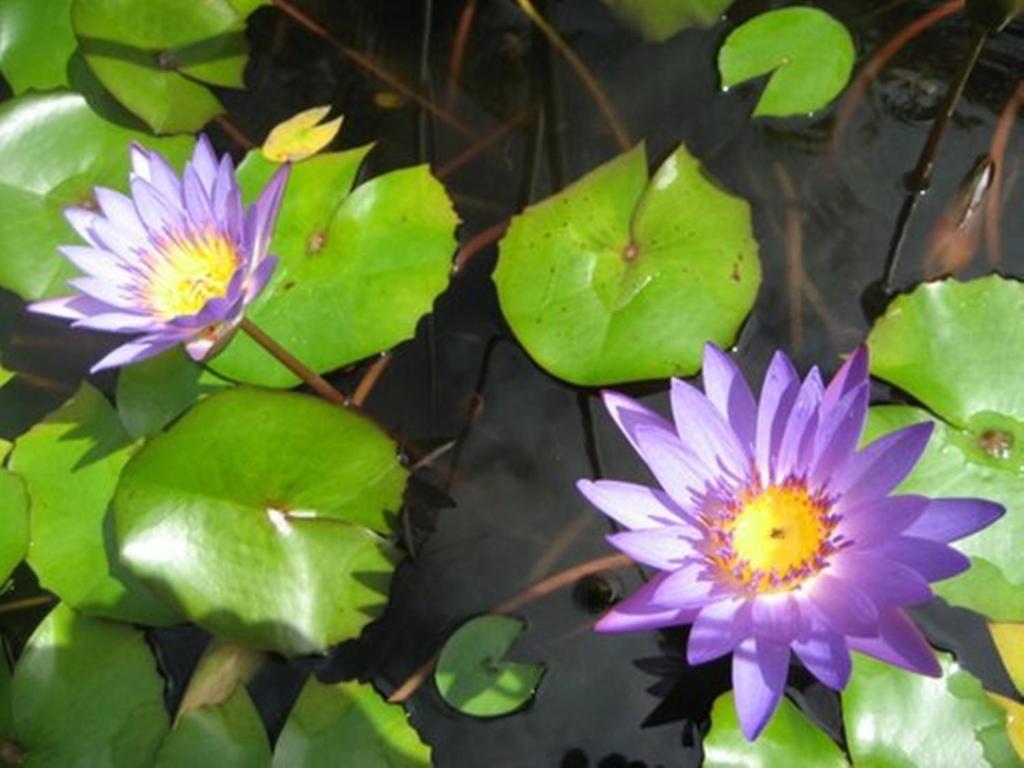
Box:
(116, 348, 232, 439)
(0, 470, 28, 586)
(0, 0, 76, 93)
(704, 692, 848, 767)
(434, 615, 545, 718)
(155, 688, 271, 768)
(113, 387, 405, 654)
(11, 603, 170, 767)
(843, 652, 1018, 767)
(0, 90, 192, 300)
(863, 406, 1024, 621)
(600, 0, 734, 41)
(273, 679, 430, 767)
(866, 277, 1024, 620)
(9, 383, 179, 626)
(211, 147, 458, 387)
(718, 7, 855, 118)
(226, 0, 270, 17)
(494, 143, 759, 385)
(71, 0, 247, 134)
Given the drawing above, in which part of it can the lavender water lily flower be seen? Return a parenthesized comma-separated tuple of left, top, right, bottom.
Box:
(29, 136, 289, 372)
(578, 344, 1002, 740)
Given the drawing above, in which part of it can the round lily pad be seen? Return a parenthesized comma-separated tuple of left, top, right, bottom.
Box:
(11, 603, 170, 767)
(116, 348, 232, 439)
(704, 692, 848, 767)
(273, 679, 430, 767)
(843, 652, 1017, 767)
(866, 277, 1024, 620)
(210, 147, 458, 387)
(599, 0, 734, 41)
(0, 0, 76, 93)
(0, 470, 28, 586)
(434, 615, 545, 718)
(718, 7, 855, 118)
(155, 688, 271, 768)
(71, 0, 247, 134)
(0, 90, 192, 300)
(494, 143, 760, 385)
(113, 387, 406, 654)
(9, 383, 179, 626)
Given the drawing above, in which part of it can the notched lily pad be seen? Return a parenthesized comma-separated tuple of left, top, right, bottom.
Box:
(0, 0, 76, 93)
(704, 692, 848, 767)
(0, 90, 192, 300)
(600, 0, 734, 42)
(113, 387, 406, 654)
(10, 603, 170, 767)
(494, 143, 760, 385)
(273, 679, 430, 767)
(211, 144, 458, 388)
(843, 652, 1018, 767)
(71, 0, 248, 133)
(434, 615, 545, 718)
(9, 383, 179, 626)
(866, 277, 1024, 621)
(718, 7, 855, 117)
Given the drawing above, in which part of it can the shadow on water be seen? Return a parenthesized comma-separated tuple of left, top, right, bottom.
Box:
(0, 0, 1022, 765)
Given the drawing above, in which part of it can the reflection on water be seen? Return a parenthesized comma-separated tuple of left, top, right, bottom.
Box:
(0, 1, 1022, 764)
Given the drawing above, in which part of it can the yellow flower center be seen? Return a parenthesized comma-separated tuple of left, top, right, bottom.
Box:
(145, 228, 239, 319)
(712, 484, 836, 594)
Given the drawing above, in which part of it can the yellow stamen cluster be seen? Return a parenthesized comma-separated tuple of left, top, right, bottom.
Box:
(145, 228, 239, 318)
(710, 484, 835, 594)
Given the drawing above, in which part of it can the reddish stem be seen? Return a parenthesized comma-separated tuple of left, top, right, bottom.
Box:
(446, 0, 479, 108)
(452, 220, 509, 274)
(985, 83, 1024, 267)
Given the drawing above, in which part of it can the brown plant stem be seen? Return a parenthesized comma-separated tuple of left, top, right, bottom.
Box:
(387, 553, 632, 704)
(239, 317, 348, 406)
(213, 114, 256, 150)
(352, 353, 393, 407)
(985, 82, 1024, 267)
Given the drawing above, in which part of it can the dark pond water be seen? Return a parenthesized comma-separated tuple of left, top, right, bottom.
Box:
(1, 1, 1023, 765)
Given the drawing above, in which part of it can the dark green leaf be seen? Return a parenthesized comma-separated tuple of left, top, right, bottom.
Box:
(156, 688, 271, 768)
(0, 91, 192, 300)
(211, 148, 458, 387)
(11, 603, 170, 767)
(704, 692, 848, 767)
(273, 679, 430, 767)
(434, 615, 545, 718)
(494, 143, 760, 385)
(71, 0, 247, 133)
(9, 383, 179, 625)
(114, 388, 404, 654)
(600, 0, 734, 41)
(718, 7, 855, 117)
(0, 0, 76, 93)
(0, 470, 28, 586)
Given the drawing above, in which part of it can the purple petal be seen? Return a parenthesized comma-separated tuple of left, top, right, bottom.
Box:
(56, 246, 127, 282)
(64, 207, 102, 247)
(670, 378, 752, 483)
(701, 343, 757, 451)
(791, 620, 851, 690)
(632, 425, 717, 506)
(86, 217, 147, 265)
(874, 536, 971, 583)
(576, 479, 700, 531)
(809, 382, 869, 490)
(93, 187, 147, 240)
(90, 332, 185, 372)
(821, 346, 868, 415)
(244, 254, 277, 301)
(595, 573, 700, 632)
(28, 294, 115, 320)
(649, 562, 719, 607)
(191, 134, 219, 190)
(847, 608, 941, 677)
(601, 390, 675, 454)
(145, 149, 185, 205)
(72, 312, 160, 333)
(732, 637, 790, 740)
(805, 573, 878, 637)
(129, 143, 153, 181)
(130, 177, 185, 235)
(68, 276, 137, 310)
(836, 495, 929, 547)
(903, 498, 1004, 543)
(211, 154, 241, 236)
(755, 350, 800, 482)
(182, 164, 214, 227)
(829, 422, 934, 507)
(606, 528, 700, 572)
(774, 368, 823, 482)
(829, 551, 933, 607)
(751, 593, 802, 642)
(687, 597, 750, 664)
(246, 164, 289, 261)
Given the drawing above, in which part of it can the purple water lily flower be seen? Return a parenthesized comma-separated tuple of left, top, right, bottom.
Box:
(578, 344, 1002, 740)
(29, 136, 289, 372)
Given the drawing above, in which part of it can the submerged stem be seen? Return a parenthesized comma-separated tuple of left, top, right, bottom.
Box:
(238, 317, 348, 406)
